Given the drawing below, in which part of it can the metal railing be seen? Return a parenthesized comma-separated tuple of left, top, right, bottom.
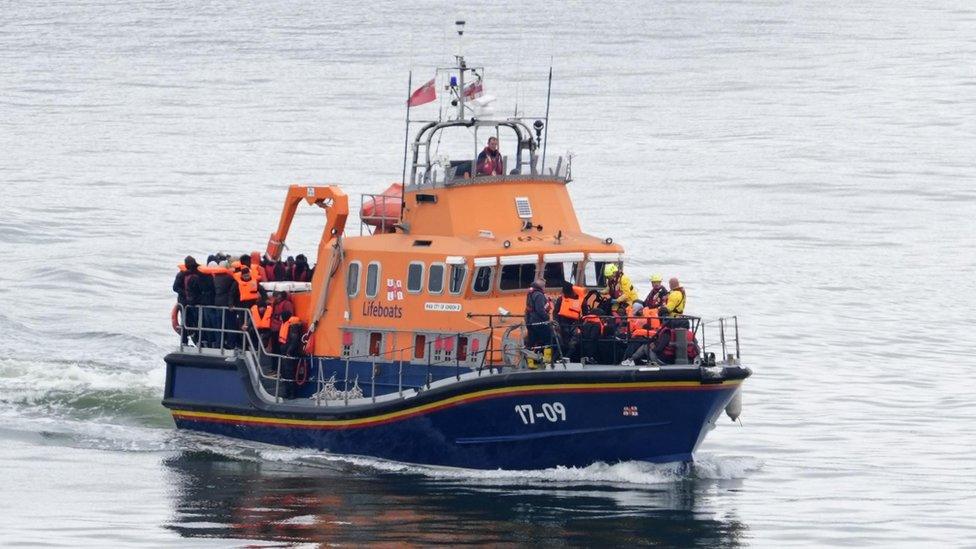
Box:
(359, 193, 401, 236)
(699, 316, 741, 364)
(174, 305, 739, 407)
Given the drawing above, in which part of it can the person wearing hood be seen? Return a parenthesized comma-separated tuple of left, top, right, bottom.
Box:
(211, 259, 238, 348)
(173, 255, 204, 345)
(524, 278, 553, 351)
(293, 254, 313, 282)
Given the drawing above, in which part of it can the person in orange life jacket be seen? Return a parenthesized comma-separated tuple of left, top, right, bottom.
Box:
(284, 256, 296, 279)
(553, 282, 585, 361)
(524, 279, 552, 350)
(242, 294, 274, 350)
(476, 136, 504, 177)
(269, 291, 295, 353)
(173, 256, 206, 345)
(644, 274, 669, 309)
(231, 266, 260, 308)
(293, 254, 313, 282)
(621, 306, 667, 366)
(578, 301, 609, 364)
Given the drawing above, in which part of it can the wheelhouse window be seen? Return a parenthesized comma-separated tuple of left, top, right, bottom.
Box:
(428, 263, 445, 294)
(499, 263, 537, 291)
(346, 262, 361, 297)
(365, 262, 380, 298)
(543, 261, 579, 288)
(472, 266, 494, 294)
(407, 262, 424, 293)
(448, 264, 467, 295)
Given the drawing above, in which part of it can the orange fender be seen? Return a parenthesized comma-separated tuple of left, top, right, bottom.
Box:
(171, 304, 181, 334)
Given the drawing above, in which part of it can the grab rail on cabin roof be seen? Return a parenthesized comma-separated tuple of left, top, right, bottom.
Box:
(174, 305, 739, 406)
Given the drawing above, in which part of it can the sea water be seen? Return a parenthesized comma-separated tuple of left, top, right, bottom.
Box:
(2, 1, 975, 546)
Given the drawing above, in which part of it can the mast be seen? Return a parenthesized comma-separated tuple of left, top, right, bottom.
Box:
(455, 20, 466, 120)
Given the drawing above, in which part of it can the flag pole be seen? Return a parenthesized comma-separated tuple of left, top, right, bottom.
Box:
(541, 62, 553, 173)
(401, 71, 412, 215)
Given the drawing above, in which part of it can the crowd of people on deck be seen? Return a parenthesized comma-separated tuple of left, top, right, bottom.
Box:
(524, 264, 699, 366)
(172, 251, 313, 358)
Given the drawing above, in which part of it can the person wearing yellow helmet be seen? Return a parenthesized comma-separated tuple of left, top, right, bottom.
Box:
(643, 273, 669, 309)
(601, 263, 637, 306)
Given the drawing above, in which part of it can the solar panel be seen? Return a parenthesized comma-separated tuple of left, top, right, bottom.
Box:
(514, 196, 533, 219)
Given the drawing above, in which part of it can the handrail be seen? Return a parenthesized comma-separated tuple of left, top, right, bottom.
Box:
(173, 304, 741, 406)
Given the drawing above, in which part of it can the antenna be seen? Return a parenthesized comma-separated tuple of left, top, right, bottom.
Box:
(541, 62, 553, 173)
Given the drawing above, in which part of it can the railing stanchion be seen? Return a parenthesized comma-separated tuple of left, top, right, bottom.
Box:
(274, 357, 282, 403)
(734, 316, 740, 360)
(398, 347, 404, 397)
(426, 340, 432, 389)
(371, 358, 377, 403)
(455, 333, 461, 381)
(219, 308, 226, 353)
(719, 317, 727, 361)
(196, 306, 203, 354)
(179, 304, 185, 352)
(344, 356, 350, 405)
(316, 358, 323, 406)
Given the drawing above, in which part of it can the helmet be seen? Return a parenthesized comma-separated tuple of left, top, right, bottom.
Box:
(650, 273, 663, 283)
(603, 263, 619, 277)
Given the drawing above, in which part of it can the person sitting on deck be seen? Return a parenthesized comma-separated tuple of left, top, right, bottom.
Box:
(269, 291, 295, 353)
(476, 137, 504, 176)
(620, 306, 667, 366)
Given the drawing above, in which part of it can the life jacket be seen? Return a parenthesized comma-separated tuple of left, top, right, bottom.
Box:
(631, 308, 662, 338)
(278, 316, 302, 345)
(606, 274, 621, 299)
(669, 287, 686, 315)
(524, 287, 552, 322)
(250, 304, 273, 330)
(270, 297, 295, 332)
(660, 328, 699, 363)
(557, 286, 585, 320)
(580, 314, 604, 337)
(233, 272, 259, 302)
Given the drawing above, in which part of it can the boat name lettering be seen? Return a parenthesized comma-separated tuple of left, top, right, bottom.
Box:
(424, 302, 462, 312)
(515, 402, 567, 425)
(361, 301, 404, 318)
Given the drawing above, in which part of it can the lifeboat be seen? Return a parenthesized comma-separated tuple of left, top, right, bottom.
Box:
(161, 50, 750, 470)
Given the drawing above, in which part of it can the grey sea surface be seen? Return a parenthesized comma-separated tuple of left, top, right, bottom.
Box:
(2, 1, 975, 546)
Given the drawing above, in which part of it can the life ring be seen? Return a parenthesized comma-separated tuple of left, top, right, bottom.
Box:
(170, 304, 181, 334)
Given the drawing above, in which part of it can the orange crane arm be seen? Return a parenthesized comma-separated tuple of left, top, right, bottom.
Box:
(265, 185, 349, 261)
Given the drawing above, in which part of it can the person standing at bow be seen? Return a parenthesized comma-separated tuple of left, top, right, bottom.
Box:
(666, 277, 687, 316)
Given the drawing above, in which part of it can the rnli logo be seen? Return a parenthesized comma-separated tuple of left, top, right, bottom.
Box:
(622, 405, 639, 417)
(386, 279, 404, 301)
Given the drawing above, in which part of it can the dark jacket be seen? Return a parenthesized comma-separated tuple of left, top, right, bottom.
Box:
(173, 269, 204, 305)
(525, 287, 550, 325)
(212, 272, 235, 307)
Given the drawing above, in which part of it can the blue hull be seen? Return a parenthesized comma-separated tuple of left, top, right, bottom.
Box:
(163, 353, 747, 470)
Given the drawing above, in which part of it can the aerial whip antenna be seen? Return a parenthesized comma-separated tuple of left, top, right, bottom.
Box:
(541, 59, 553, 173)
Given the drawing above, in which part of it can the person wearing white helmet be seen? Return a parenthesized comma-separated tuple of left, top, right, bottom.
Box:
(644, 273, 669, 309)
(601, 263, 637, 306)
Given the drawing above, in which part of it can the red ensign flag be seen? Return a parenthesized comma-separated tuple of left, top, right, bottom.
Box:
(407, 78, 437, 107)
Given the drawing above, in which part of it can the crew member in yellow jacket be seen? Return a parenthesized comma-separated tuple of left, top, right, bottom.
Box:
(602, 263, 638, 306)
(666, 277, 686, 315)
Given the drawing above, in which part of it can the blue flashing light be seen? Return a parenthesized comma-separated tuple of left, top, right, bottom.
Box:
(449, 76, 457, 87)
